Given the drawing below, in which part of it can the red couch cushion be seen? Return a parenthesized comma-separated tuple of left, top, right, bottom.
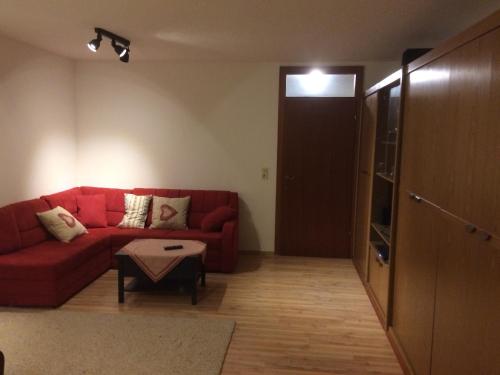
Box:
(8, 199, 51, 248)
(0, 231, 110, 281)
(80, 187, 131, 226)
(0, 250, 110, 307)
(132, 188, 238, 229)
(76, 194, 107, 228)
(0, 206, 21, 254)
(201, 206, 237, 232)
(41, 187, 82, 215)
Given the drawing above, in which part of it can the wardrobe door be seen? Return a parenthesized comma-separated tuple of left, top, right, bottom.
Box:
(401, 28, 500, 237)
(431, 216, 500, 375)
(444, 28, 500, 238)
(398, 59, 451, 207)
(353, 94, 377, 278)
(391, 193, 441, 375)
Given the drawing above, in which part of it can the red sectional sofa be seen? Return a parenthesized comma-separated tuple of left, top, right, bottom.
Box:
(0, 186, 239, 307)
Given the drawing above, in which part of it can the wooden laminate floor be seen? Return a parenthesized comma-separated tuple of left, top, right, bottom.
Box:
(62, 254, 403, 375)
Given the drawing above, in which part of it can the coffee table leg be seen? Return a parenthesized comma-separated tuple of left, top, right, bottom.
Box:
(118, 258, 125, 304)
(201, 260, 206, 287)
(191, 275, 198, 305)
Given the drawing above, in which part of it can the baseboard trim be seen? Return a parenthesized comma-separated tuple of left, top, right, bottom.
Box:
(353, 259, 367, 282)
(239, 250, 275, 256)
(364, 282, 388, 329)
(387, 327, 414, 375)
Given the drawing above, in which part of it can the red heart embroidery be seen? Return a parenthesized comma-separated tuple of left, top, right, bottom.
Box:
(58, 213, 76, 228)
(160, 204, 177, 221)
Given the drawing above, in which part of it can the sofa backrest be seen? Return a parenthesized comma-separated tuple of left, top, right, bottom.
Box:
(8, 199, 51, 248)
(0, 206, 21, 254)
(80, 187, 132, 226)
(41, 187, 82, 215)
(0, 187, 238, 248)
(132, 188, 238, 229)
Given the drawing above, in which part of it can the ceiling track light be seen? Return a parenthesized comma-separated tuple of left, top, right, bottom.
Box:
(87, 27, 131, 63)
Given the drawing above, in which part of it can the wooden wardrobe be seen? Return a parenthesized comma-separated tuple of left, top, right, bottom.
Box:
(354, 10, 500, 375)
(388, 11, 500, 375)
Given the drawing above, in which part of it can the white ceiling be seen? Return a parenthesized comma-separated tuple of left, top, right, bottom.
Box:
(0, 0, 498, 62)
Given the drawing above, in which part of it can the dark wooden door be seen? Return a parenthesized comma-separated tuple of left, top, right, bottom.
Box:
(276, 66, 363, 257)
(353, 94, 377, 277)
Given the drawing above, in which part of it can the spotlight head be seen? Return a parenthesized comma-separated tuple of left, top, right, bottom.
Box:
(112, 39, 130, 63)
(119, 48, 130, 63)
(112, 39, 127, 57)
(87, 34, 102, 52)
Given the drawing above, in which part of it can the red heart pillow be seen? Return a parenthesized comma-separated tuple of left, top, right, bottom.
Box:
(201, 206, 237, 232)
(76, 194, 107, 228)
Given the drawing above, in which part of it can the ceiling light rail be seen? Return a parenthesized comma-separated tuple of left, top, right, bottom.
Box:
(87, 27, 131, 63)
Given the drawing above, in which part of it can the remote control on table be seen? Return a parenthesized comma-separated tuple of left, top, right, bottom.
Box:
(164, 245, 183, 250)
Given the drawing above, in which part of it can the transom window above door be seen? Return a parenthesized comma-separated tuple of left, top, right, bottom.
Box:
(285, 70, 356, 97)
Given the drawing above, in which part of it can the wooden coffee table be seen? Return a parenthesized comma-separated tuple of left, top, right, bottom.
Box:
(114, 239, 206, 305)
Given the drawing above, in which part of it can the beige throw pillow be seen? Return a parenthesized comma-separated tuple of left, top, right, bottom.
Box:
(36, 206, 88, 243)
(118, 194, 152, 229)
(150, 196, 190, 230)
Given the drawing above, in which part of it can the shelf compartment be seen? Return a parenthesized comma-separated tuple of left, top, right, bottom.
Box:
(375, 172, 394, 183)
(370, 241, 390, 264)
(367, 242, 390, 318)
(371, 222, 391, 246)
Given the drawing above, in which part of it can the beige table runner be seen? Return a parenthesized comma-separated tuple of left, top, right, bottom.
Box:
(122, 239, 207, 282)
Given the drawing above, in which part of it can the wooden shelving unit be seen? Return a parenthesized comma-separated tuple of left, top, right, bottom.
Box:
(362, 71, 403, 328)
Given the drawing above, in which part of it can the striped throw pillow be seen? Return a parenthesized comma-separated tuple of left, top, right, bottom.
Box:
(117, 194, 152, 228)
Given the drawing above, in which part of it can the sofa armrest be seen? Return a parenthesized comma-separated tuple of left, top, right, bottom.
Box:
(221, 220, 239, 272)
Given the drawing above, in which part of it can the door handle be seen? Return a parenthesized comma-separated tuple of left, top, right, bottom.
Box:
(284, 175, 295, 181)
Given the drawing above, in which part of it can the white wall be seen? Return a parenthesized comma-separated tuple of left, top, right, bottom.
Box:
(0, 29, 396, 252)
(75, 61, 397, 252)
(0, 35, 77, 207)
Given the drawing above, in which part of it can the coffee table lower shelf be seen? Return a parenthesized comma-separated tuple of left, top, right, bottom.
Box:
(115, 251, 206, 305)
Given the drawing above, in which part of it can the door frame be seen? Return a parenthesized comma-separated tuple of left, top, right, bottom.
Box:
(275, 65, 364, 255)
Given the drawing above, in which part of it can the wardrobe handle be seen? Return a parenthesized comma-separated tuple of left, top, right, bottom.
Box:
(409, 192, 422, 203)
(465, 224, 477, 233)
(478, 231, 491, 241)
